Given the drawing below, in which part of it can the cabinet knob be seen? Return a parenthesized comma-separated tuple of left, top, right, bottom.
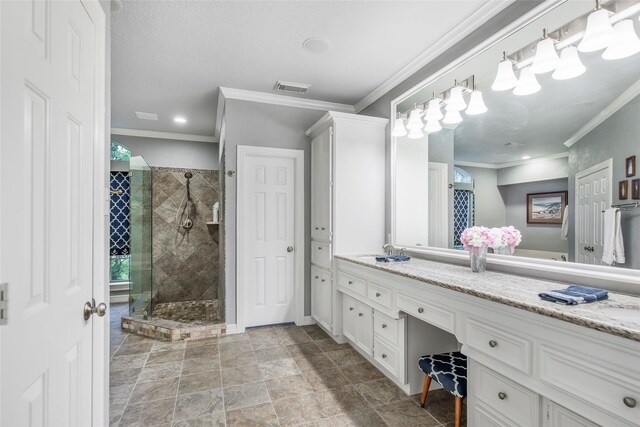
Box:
(321, 279, 326, 283)
(318, 247, 322, 250)
(349, 307, 354, 311)
(417, 308, 424, 314)
(358, 313, 363, 317)
(348, 281, 353, 285)
(623, 397, 637, 408)
(321, 227, 326, 230)
(489, 340, 498, 348)
(381, 324, 387, 329)
(315, 227, 319, 230)
(315, 276, 319, 279)
(375, 292, 381, 297)
(498, 392, 507, 400)
(382, 354, 387, 359)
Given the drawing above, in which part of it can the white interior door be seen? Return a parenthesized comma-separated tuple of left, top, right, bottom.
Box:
(428, 162, 449, 248)
(0, 1, 105, 425)
(576, 160, 612, 265)
(238, 146, 302, 328)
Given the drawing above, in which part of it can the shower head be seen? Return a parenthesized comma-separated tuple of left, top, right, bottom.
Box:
(184, 171, 193, 179)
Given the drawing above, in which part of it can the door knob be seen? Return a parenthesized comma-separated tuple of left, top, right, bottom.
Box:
(84, 298, 107, 321)
(287, 246, 294, 252)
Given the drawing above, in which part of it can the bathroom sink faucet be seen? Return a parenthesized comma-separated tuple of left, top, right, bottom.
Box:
(383, 244, 394, 255)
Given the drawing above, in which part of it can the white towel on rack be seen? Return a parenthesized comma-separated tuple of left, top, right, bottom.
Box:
(602, 208, 625, 265)
(561, 207, 569, 240)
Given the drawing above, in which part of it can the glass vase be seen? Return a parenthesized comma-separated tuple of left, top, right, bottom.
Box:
(492, 246, 514, 256)
(469, 246, 488, 273)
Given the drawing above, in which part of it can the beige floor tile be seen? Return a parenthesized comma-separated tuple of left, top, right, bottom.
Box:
(221, 364, 263, 387)
(173, 389, 225, 422)
(302, 368, 351, 391)
(225, 402, 280, 427)
(110, 366, 142, 387)
(272, 393, 326, 426)
(146, 349, 186, 366)
(138, 360, 183, 382)
(118, 397, 176, 427)
(254, 345, 291, 363)
(184, 344, 219, 360)
(220, 351, 257, 369)
(128, 377, 180, 405)
(223, 381, 271, 411)
(339, 363, 385, 385)
(293, 354, 335, 372)
(325, 349, 367, 367)
(315, 339, 351, 353)
(250, 335, 282, 351)
(111, 353, 149, 371)
(375, 399, 440, 427)
(172, 411, 225, 426)
(259, 358, 300, 380)
(316, 385, 368, 416)
(354, 379, 407, 407)
(332, 409, 388, 427)
(286, 342, 321, 357)
(181, 356, 221, 376)
(265, 373, 314, 400)
(178, 371, 222, 395)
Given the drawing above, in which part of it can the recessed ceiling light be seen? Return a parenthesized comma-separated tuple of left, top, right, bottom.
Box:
(522, 155, 531, 160)
(302, 37, 330, 54)
(174, 116, 187, 124)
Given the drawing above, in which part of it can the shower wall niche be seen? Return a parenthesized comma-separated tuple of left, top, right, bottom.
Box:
(150, 167, 221, 323)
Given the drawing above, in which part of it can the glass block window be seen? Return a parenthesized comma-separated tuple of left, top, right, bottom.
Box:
(111, 141, 131, 161)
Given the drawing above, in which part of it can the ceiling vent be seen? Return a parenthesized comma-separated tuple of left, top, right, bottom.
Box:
(504, 142, 526, 148)
(274, 80, 311, 94)
(135, 111, 158, 121)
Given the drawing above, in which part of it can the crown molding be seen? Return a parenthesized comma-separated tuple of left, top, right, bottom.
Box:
(111, 128, 217, 143)
(455, 152, 569, 170)
(219, 87, 354, 113)
(353, 0, 516, 113)
(564, 77, 640, 148)
(454, 160, 499, 170)
(305, 111, 388, 137)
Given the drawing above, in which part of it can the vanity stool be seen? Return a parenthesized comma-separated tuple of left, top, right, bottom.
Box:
(418, 351, 467, 427)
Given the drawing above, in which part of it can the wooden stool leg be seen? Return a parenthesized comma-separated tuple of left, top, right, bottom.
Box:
(454, 396, 463, 427)
(420, 375, 432, 408)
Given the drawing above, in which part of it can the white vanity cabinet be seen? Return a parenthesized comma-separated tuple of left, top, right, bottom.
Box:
(306, 112, 387, 336)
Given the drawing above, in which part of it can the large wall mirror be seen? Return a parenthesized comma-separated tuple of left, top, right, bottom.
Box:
(392, 0, 640, 273)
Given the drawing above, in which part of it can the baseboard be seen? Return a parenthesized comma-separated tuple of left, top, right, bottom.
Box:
(110, 294, 129, 304)
(298, 316, 317, 326)
(224, 324, 245, 335)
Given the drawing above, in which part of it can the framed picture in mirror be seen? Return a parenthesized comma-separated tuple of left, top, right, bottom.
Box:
(619, 180, 629, 200)
(632, 179, 639, 200)
(526, 191, 567, 225)
(626, 155, 636, 177)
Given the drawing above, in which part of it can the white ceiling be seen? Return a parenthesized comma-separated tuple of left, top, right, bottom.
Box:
(110, 0, 511, 137)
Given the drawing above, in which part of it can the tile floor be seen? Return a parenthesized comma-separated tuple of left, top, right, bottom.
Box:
(110, 304, 466, 427)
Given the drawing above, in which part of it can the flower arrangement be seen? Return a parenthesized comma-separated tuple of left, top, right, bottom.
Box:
(489, 226, 522, 255)
(461, 226, 522, 272)
(460, 226, 495, 250)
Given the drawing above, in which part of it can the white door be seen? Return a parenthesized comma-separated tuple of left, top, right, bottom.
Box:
(311, 127, 331, 241)
(428, 162, 449, 248)
(238, 146, 303, 328)
(0, 1, 105, 426)
(575, 160, 612, 265)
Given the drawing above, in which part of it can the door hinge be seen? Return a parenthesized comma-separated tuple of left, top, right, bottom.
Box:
(0, 283, 8, 325)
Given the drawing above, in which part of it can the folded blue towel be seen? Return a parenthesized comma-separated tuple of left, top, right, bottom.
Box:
(538, 285, 608, 305)
(375, 255, 411, 262)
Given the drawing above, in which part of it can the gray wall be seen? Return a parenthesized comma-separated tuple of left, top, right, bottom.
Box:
(462, 166, 506, 228)
(222, 100, 326, 324)
(569, 94, 640, 269)
(112, 135, 219, 170)
(500, 178, 569, 253)
(429, 130, 455, 247)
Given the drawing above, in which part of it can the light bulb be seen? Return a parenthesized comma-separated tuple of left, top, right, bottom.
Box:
(406, 108, 423, 130)
(491, 59, 518, 91)
(531, 38, 559, 74)
(513, 66, 541, 96)
(465, 90, 488, 115)
(407, 128, 424, 139)
(391, 118, 407, 137)
(552, 46, 586, 80)
(425, 98, 444, 121)
(578, 8, 614, 52)
(445, 86, 467, 112)
(442, 110, 463, 125)
(602, 19, 640, 60)
(424, 120, 442, 133)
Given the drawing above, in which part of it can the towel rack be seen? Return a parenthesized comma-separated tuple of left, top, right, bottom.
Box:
(602, 201, 639, 212)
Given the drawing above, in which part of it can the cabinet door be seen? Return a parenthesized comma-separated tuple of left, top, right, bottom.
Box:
(317, 268, 332, 331)
(342, 294, 357, 342)
(543, 399, 600, 427)
(355, 302, 373, 355)
(311, 266, 322, 324)
(311, 127, 331, 241)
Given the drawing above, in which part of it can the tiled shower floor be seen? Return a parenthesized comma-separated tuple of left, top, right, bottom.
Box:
(110, 304, 465, 426)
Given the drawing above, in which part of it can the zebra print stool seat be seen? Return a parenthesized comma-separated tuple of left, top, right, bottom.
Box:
(418, 351, 467, 427)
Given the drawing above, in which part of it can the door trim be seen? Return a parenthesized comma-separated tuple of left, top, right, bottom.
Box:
(236, 145, 305, 333)
(574, 158, 612, 264)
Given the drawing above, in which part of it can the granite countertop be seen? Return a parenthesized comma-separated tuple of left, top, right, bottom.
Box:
(335, 255, 640, 342)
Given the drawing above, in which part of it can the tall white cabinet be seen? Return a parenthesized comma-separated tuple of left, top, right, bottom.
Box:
(306, 111, 388, 337)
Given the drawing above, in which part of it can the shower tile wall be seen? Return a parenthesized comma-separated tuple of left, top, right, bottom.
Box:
(151, 167, 220, 311)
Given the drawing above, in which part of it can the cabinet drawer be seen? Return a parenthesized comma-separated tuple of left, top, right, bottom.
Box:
(373, 311, 398, 345)
(367, 281, 392, 309)
(465, 318, 531, 374)
(373, 337, 398, 377)
(538, 345, 640, 424)
(337, 272, 366, 297)
(311, 241, 331, 269)
(397, 293, 455, 333)
(471, 363, 539, 427)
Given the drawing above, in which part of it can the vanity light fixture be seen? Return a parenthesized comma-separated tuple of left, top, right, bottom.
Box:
(174, 116, 187, 124)
(465, 89, 488, 115)
(552, 46, 586, 80)
(407, 127, 424, 139)
(391, 116, 408, 137)
(406, 106, 424, 130)
(491, 52, 518, 91)
(578, 2, 615, 52)
(442, 109, 463, 125)
(425, 97, 444, 121)
(445, 85, 467, 112)
(513, 66, 541, 96)
(602, 19, 640, 60)
(424, 119, 443, 133)
(531, 30, 560, 74)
